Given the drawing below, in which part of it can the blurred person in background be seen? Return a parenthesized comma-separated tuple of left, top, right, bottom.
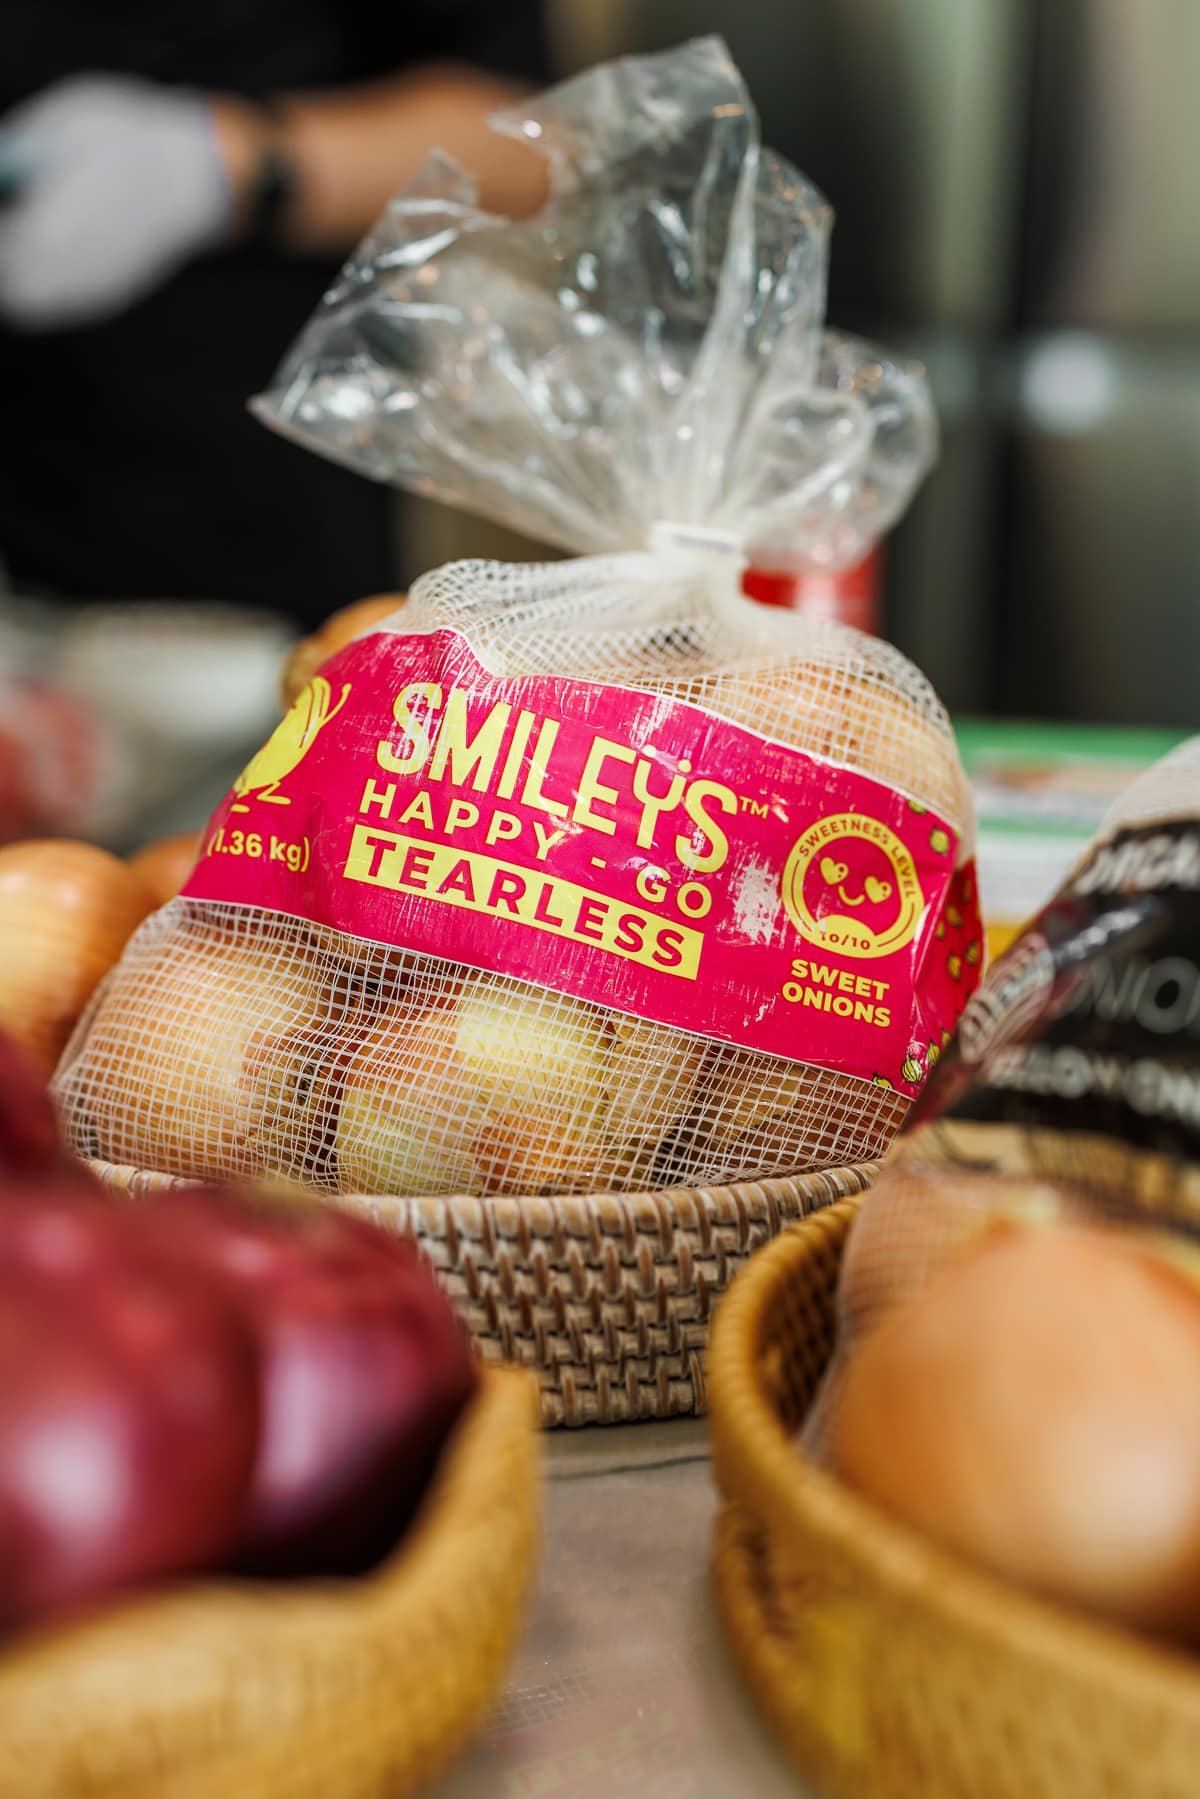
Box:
(0, 5, 549, 625)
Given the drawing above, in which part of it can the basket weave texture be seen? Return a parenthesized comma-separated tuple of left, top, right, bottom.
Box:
(89, 1161, 877, 1427)
(0, 1368, 539, 1799)
(709, 1201, 1200, 1799)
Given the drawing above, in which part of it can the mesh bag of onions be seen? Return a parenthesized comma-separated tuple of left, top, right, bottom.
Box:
(55, 38, 981, 1201)
(806, 734, 1200, 1436)
(801, 739, 1200, 1641)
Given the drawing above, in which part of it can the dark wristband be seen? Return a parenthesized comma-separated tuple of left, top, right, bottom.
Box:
(243, 134, 297, 246)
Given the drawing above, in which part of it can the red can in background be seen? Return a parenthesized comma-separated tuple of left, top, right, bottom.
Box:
(742, 546, 882, 635)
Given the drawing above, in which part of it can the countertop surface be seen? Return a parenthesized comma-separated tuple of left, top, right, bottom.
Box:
(438, 1418, 812, 1799)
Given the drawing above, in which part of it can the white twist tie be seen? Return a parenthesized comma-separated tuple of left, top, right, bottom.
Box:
(649, 520, 745, 563)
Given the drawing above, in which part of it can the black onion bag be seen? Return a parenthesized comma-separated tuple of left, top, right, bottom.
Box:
(804, 735, 1200, 1453)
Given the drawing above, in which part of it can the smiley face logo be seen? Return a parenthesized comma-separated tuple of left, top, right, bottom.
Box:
(782, 813, 925, 960)
(817, 856, 893, 912)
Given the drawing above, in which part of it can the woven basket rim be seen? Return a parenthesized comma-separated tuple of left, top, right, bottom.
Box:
(86, 1158, 882, 1229)
(85, 1157, 881, 1428)
(0, 1365, 537, 1705)
(709, 1202, 1200, 1715)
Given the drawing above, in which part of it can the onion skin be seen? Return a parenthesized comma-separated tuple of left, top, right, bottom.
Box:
(138, 1188, 477, 1576)
(0, 1186, 258, 1631)
(0, 841, 155, 1079)
(0, 1030, 87, 1185)
(336, 998, 484, 1197)
(836, 1165, 1078, 1348)
(336, 986, 611, 1198)
(127, 830, 202, 907)
(280, 595, 406, 709)
(832, 1225, 1200, 1640)
(702, 664, 971, 853)
(56, 920, 331, 1181)
(335, 983, 708, 1198)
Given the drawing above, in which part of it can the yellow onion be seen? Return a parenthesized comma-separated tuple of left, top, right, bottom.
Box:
(0, 840, 155, 1077)
(280, 594, 406, 709)
(337, 999, 483, 1197)
(598, 1013, 706, 1174)
(127, 829, 202, 907)
(338, 982, 610, 1196)
(698, 661, 971, 837)
(700, 1046, 908, 1182)
(335, 979, 707, 1198)
(836, 1163, 1079, 1347)
(55, 917, 333, 1179)
(832, 1223, 1200, 1640)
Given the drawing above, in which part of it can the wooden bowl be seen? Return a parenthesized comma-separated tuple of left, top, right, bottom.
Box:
(708, 1201, 1200, 1799)
(89, 1161, 878, 1427)
(0, 1368, 539, 1799)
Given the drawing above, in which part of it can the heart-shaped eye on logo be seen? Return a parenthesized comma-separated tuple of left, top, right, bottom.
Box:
(820, 856, 849, 885)
(864, 875, 893, 903)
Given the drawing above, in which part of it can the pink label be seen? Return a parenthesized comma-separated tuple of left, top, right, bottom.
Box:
(184, 630, 982, 1095)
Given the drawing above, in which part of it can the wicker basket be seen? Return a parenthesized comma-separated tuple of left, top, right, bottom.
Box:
(0, 1368, 539, 1799)
(708, 1201, 1200, 1799)
(89, 1161, 877, 1427)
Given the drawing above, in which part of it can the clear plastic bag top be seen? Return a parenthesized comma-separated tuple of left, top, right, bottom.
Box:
(255, 35, 935, 572)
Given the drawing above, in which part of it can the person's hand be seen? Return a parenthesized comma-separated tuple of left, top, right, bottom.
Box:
(0, 76, 242, 329)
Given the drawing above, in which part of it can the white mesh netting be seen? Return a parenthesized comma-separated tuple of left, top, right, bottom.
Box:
(55, 558, 974, 1198)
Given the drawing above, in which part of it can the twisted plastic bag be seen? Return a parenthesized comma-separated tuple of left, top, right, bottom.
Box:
(256, 34, 935, 571)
